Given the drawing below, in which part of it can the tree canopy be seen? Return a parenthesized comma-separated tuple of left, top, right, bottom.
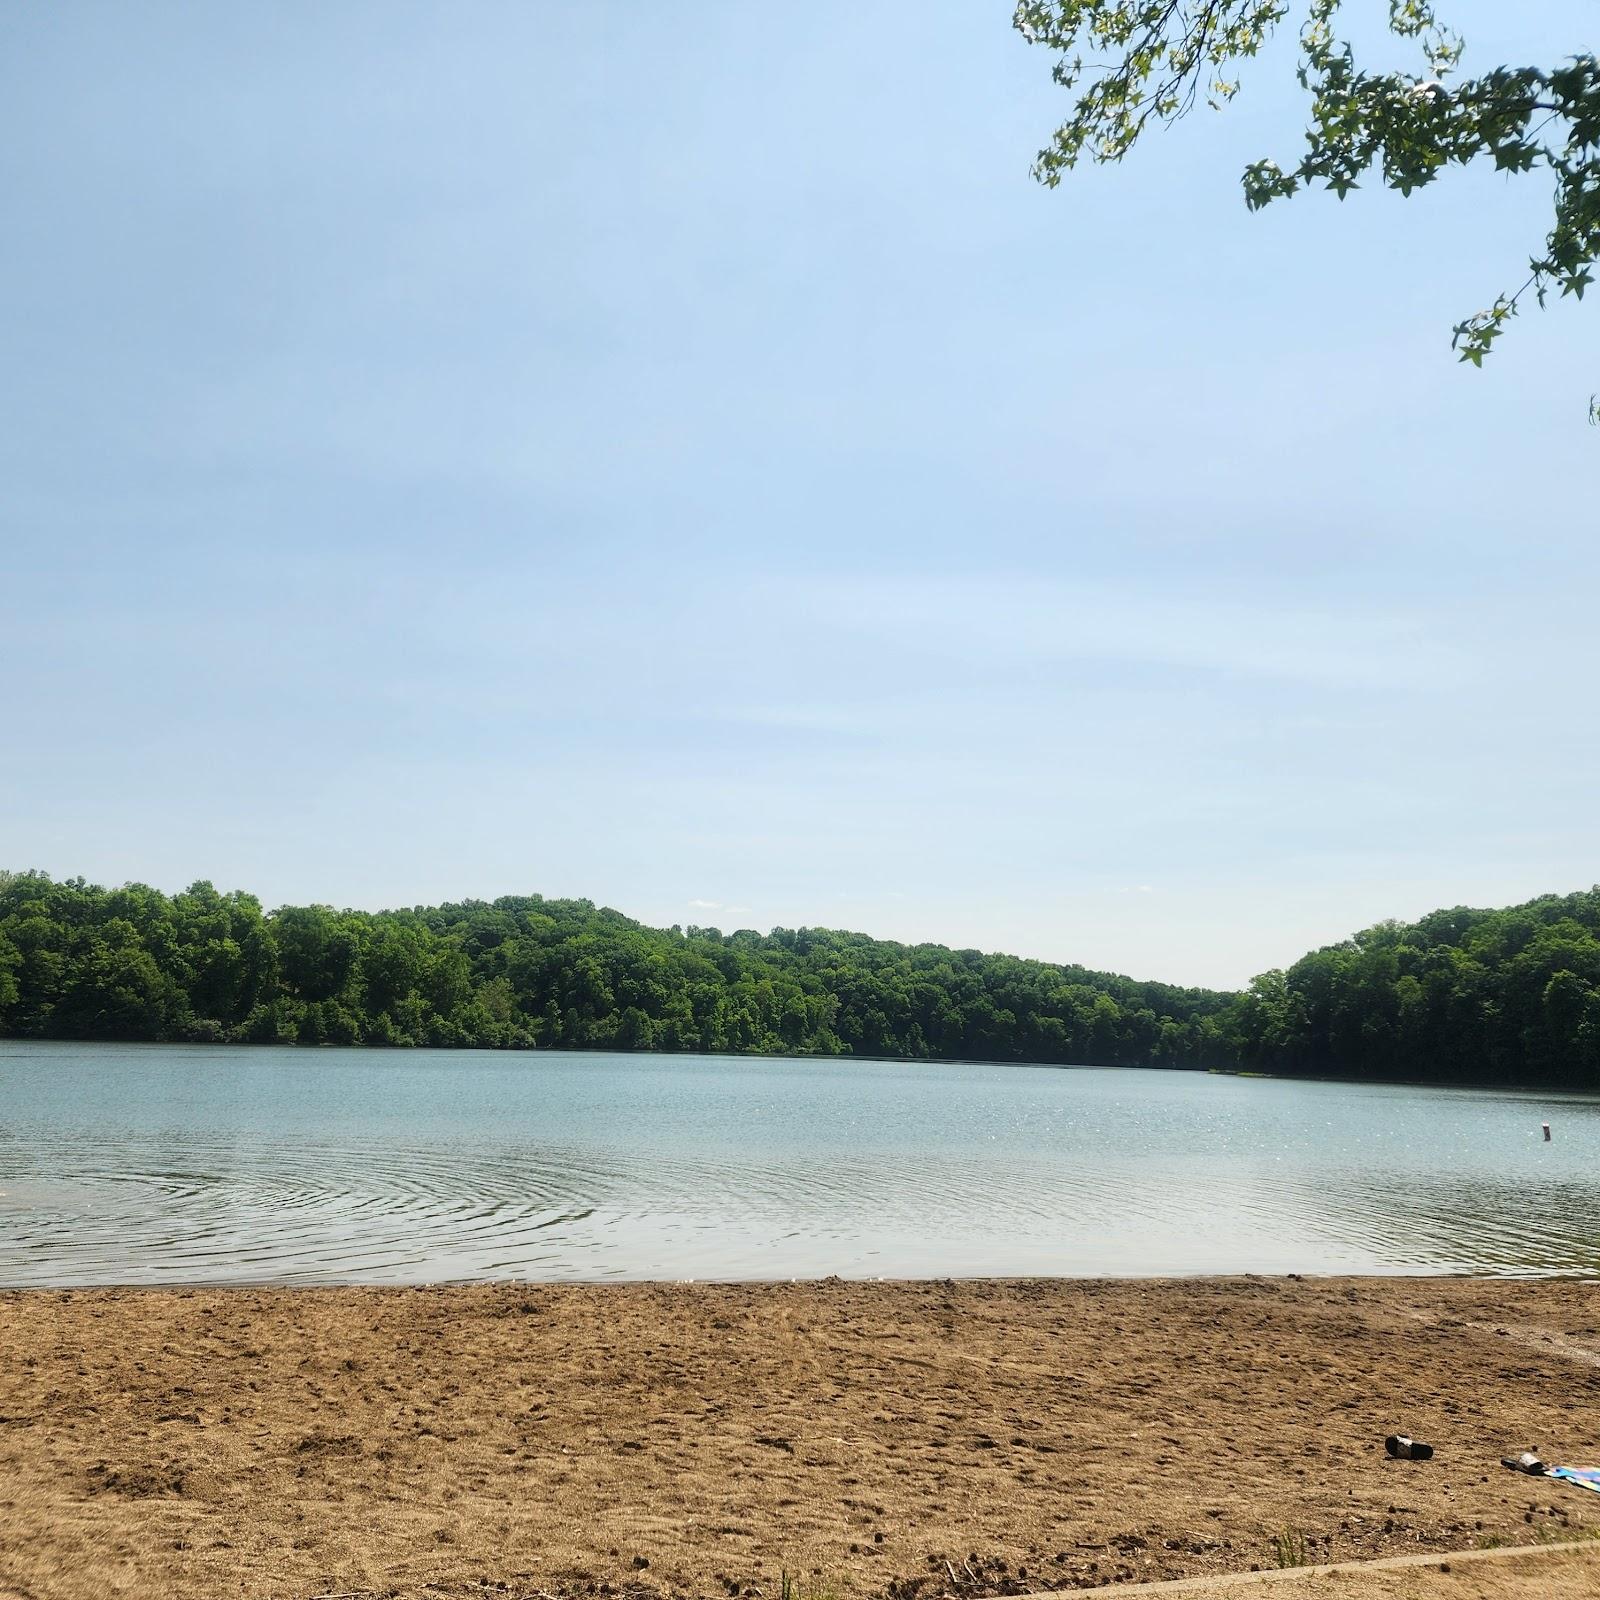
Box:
(1015, 2, 1599, 405)
(1231, 886, 1600, 1087)
(0, 870, 1231, 1068)
(4, 868, 1600, 1090)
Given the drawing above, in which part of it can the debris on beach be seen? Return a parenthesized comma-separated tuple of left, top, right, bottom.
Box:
(1548, 1465, 1600, 1496)
(1384, 1434, 1433, 1460)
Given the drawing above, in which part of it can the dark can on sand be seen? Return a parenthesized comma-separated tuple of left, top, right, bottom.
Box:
(1384, 1435, 1434, 1460)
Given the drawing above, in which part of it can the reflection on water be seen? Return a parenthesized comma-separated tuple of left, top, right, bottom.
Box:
(1, 1042, 1597, 1285)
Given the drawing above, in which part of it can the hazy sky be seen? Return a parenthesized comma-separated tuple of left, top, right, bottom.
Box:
(3, 2, 1597, 989)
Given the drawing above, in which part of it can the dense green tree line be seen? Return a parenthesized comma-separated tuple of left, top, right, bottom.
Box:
(3, 870, 1598, 1087)
(1231, 887, 1600, 1089)
(0, 871, 1230, 1066)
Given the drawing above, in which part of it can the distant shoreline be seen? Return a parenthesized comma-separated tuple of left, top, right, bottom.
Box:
(4, 1033, 1594, 1097)
(8, 872, 1600, 1094)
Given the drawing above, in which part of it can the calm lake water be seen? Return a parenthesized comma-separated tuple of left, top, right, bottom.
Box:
(1, 1041, 1596, 1285)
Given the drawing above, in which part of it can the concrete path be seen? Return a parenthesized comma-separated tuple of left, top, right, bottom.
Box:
(1041, 1538, 1600, 1598)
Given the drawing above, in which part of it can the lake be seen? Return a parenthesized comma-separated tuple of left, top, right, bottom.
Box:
(1, 1041, 1596, 1285)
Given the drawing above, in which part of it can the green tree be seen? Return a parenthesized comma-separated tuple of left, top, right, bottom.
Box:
(53, 922, 167, 1040)
(271, 905, 358, 1003)
(1015, 2, 1600, 402)
(0, 928, 20, 1020)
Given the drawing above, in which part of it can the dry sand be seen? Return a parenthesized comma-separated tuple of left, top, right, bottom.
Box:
(1, 1277, 1598, 1600)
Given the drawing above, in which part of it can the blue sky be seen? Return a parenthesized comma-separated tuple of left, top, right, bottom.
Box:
(2, 1, 1596, 989)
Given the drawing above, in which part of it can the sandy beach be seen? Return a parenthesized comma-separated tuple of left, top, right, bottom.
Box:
(2, 1276, 1598, 1599)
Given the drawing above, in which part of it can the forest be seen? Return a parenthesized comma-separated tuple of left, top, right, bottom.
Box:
(1, 870, 1598, 1088)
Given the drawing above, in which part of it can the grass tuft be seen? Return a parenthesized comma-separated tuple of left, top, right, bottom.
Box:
(781, 1569, 843, 1600)
(1271, 1529, 1310, 1568)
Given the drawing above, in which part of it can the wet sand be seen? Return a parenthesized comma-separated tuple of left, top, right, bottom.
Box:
(1, 1277, 1598, 1599)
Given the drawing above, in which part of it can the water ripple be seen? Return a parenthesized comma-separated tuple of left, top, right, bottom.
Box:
(2, 1044, 1599, 1283)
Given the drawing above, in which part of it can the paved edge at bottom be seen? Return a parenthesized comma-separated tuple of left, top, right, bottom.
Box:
(1030, 1537, 1600, 1596)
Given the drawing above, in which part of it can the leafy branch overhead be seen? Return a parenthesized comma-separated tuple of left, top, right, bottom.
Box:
(1014, 1, 1599, 389)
